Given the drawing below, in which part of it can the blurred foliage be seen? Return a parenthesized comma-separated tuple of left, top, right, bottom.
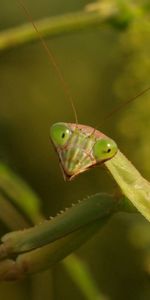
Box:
(0, 0, 150, 299)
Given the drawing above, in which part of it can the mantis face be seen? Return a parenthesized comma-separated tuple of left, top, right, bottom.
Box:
(50, 122, 118, 180)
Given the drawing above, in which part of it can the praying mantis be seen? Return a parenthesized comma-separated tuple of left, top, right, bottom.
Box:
(0, 0, 149, 282)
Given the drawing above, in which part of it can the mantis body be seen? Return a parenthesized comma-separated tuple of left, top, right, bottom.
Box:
(0, 0, 149, 281)
(50, 122, 150, 218)
(0, 120, 149, 280)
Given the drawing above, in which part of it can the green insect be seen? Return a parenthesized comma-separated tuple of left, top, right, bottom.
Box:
(0, 0, 149, 282)
(50, 122, 117, 180)
(49, 120, 150, 222)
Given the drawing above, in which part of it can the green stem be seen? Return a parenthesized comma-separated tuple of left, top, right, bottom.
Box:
(63, 255, 107, 300)
(0, 164, 42, 224)
(0, 6, 118, 51)
(0, 193, 29, 229)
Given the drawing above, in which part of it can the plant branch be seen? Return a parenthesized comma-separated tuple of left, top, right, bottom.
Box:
(0, 1, 126, 52)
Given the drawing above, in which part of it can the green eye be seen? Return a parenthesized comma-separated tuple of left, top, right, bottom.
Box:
(50, 123, 71, 146)
(93, 138, 118, 161)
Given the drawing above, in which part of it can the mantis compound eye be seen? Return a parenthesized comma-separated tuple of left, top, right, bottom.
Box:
(50, 122, 71, 146)
(93, 138, 118, 162)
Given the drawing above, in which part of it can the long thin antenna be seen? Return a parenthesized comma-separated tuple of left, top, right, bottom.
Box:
(89, 85, 150, 138)
(100, 86, 150, 126)
(18, 0, 78, 124)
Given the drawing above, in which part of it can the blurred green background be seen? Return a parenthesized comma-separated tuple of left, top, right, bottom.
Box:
(0, 0, 150, 299)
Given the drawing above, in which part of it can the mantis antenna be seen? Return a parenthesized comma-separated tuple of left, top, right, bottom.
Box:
(18, 0, 149, 128)
(101, 86, 150, 125)
(88, 85, 150, 136)
(17, 0, 78, 125)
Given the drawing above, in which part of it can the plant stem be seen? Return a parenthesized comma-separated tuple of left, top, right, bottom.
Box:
(0, 6, 118, 51)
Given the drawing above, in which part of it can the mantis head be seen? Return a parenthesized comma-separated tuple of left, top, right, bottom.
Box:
(50, 122, 118, 180)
